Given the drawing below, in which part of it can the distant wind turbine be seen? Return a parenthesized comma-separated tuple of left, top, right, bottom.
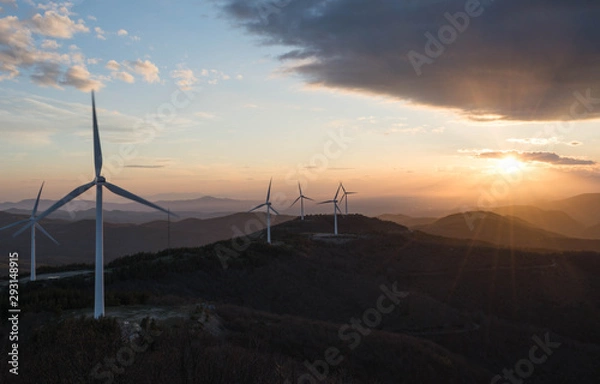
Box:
(15, 91, 172, 318)
(319, 183, 343, 235)
(289, 182, 313, 220)
(339, 183, 357, 215)
(0, 182, 58, 281)
(249, 178, 279, 244)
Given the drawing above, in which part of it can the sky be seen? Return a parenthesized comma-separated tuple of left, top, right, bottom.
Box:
(1, 0, 600, 214)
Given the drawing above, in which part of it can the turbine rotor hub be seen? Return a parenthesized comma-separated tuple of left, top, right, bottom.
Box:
(96, 176, 106, 183)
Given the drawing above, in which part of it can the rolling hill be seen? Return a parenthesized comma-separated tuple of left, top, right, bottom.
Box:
(491, 205, 586, 238)
(2, 215, 599, 383)
(378, 213, 438, 228)
(542, 193, 600, 227)
(415, 211, 567, 249)
(0, 211, 294, 271)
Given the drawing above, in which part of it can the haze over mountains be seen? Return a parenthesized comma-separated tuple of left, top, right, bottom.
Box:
(4, 193, 600, 273)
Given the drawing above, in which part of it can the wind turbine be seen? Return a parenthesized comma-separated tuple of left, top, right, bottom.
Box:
(0, 182, 59, 281)
(249, 178, 279, 244)
(289, 182, 313, 220)
(319, 183, 343, 235)
(15, 91, 172, 318)
(339, 183, 357, 215)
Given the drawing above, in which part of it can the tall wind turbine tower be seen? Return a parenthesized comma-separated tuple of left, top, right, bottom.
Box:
(319, 184, 343, 235)
(289, 182, 313, 220)
(1, 182, 58, 281)
(15, 92, 172, 318)
(339, 183, 357, 215)
(249, 178, 279, 244)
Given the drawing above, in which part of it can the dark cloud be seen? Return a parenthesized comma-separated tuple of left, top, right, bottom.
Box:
(218, 0, 600, 121)
(477, 150, 595, 165)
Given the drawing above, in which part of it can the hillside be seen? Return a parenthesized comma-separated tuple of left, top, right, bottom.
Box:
(0, 211, 294, 272)
(543, 193, 600, 227)
(491, 205, 587, 238)
(1, 215, 599, 383)
(416, 211, 567, 249)
(378, 213, 438, 228)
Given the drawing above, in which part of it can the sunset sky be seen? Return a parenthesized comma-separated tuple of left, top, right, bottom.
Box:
(1, 0, 599, 213)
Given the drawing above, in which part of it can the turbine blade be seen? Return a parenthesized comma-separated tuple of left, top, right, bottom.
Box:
(92, 91, 103, 178)
(334, 183, 342, 200)
(36, 223, 59, 245)
(341, 184, 347, 194)
(32, 181, 45, 216)
(319, 200, 335, 205)
(249, 203, 267, 212)
(298, 181, 302, 196)
(270, 206, 280, 215)
(14, 181, 95, 237)
(335, 204, 343, 215)
(289, 196, 301, 208)
(266, 178, 272, 203)
(304, 197, 315, 201)
(0, 219, 30, 232)
(104, 182, 170, 215)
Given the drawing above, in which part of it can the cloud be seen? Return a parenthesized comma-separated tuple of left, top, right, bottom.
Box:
(0, 5, 105, 91)
(199, 68, 231, 85)
(94, 26, 105, 40)
(105, 59, 120, 71)
(30, 62, 62, 88)
(125, 59, 160, 83)
(117, 29, 128, 36)
(475, 150, 596, 166)
(507, 137, 584, 147)
(29, 10, 89, 38)
(171, 65, 197, 89)
(124, 164, 165, 169)
(40, 39, 60, 49)
(195, 111, 216, 119)
(113, 71, 134, 83)
(219, 0, 600, 122)
(61, 65, 103, 91)
(506, 138, 559, 146)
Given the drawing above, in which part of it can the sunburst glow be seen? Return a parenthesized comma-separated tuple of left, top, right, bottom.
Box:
(497, 156, 525, 174)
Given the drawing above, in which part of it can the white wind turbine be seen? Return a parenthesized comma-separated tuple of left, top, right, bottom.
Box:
(249, 178, 279, 244)
(1, 182, 59, 281)
(339, 183, 357, 215)
(289, 182, 313, 220)
(15, 91, 172, 318)
(319, 183, 343, 235)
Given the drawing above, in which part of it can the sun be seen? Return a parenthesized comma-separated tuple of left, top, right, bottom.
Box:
(497, 156, 525, 174)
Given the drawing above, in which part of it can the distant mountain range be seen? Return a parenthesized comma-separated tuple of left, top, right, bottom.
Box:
(4, 193, 600, 267)
(0, 211, 294, 269)
(381, 193, 600, 243)
(0, 196, 263, 223)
